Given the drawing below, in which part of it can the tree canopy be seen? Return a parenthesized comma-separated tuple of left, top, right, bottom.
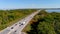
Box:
(27, 10, 60, 34)
(0, 9, 37, 31)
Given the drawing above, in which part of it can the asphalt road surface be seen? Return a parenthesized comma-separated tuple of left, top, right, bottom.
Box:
(0, 10, 40, 34)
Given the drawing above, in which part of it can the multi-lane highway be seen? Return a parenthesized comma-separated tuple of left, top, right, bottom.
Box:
(0, 10, 40, 34)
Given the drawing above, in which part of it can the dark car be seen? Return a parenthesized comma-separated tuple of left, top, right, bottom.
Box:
(21, 23, 24, 25)
(15, 30, 17, 32)
(19, 24, 21, 26)
(22, 22, 25, 25)
(11, 27, 14, 29)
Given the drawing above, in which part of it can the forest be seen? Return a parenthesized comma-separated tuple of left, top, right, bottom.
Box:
(0, 9, 37, 31)
(25, 10, 60, 34)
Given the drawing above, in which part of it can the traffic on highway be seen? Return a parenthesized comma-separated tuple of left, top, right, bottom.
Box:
(0, 10, 40, 34)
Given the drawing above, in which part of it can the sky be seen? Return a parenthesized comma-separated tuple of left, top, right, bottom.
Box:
(0, 0, 60, 9)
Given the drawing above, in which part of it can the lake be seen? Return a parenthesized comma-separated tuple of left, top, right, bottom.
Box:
(46, 10, 60, 12)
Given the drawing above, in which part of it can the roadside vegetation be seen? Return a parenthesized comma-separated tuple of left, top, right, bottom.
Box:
(23, 10, 60, 34)
(0, 9, 37, 31)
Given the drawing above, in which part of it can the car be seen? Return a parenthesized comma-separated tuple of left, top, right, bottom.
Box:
(21, 23, 23, 25)
(21, 22, 25, 25)
(19, 24, 21, 26)
(11, 27, 14, 29)
(23, 22, 25, 24)
(15, 30, 17, 32)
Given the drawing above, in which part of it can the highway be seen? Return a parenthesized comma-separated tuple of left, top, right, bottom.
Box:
(0, 10, 40, 34)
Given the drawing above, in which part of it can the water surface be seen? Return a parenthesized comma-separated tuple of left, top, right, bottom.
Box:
(46, 10, 60, 12)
